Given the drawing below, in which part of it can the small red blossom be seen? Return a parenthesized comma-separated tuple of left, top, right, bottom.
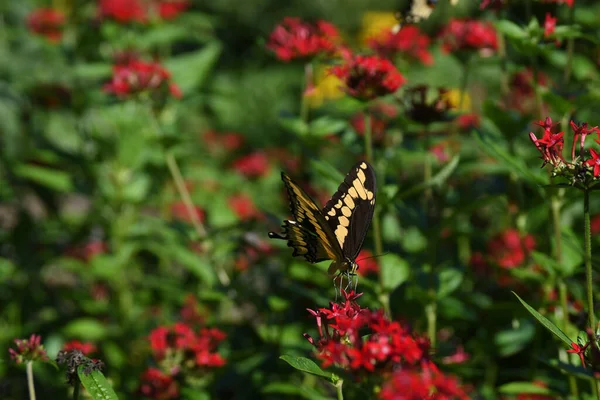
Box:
(138, 368, 179, 400)
(487, 229, 536, 269)
(9, 334, 49, 364)
(267, 18, 340, 62)
(157, 0, 188, 20)
(567, 342, 588, 367)
(170, 201, 206, 224)
(98, 0, 147, 23)
(356, 249, 379, 276)
(104, 59, 181, 99)
(379, 361, 469, 400)
(591, 214, 600, 235)
(330, 54, 405, 101)
(27, 8, 65, 42)
(544, 13, 557, 37)
(63, 340, 97, 356)
(439, 19, 497, 53)
(228, 193, 262, 221)
(442, 345, 470, 365)
(231, 152, 271, 178)
(456, 113, 480, 130)
(430, 143, 450, 163)
(368, 25, 433, 65)
(587, 148, 600, 177)
(65, 240, 108, 262)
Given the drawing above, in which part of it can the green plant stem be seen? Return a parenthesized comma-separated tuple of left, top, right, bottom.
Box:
(334, 379, 344, 400)
(458, 58, 470, 111)
(563, 4, 576, 85)
(301, 63, 312, 123)
(584, 189, 596, 331)
(426, 300, 437, 349)
(26, 361, 36, 400)
(165, 152, 231, 286)
(73, 383, 80, 400)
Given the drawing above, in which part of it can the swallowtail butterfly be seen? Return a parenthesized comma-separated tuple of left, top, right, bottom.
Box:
(268, 162, 376, 276)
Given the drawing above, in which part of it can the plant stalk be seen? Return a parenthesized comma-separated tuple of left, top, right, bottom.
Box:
(584, 189, 596, 332)
(26, 361, 36, 400)
(334, 379, 344, 400)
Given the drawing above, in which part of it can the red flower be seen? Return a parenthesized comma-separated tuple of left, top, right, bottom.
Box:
(180, 294, 205, 325)
(267, 18, 340, 62)
(65, 240, 108, 262)
(439, 19, 497, 53)
(591, 214, 600, 235)
(441, 345, 470, 365)
(379, 361, 469, 400)
(430, 143, 450, 163)
(27, 8, 65, 42)
(63, 340, 97, 356)
(356, 249, 379, 276)
(9, 334, 49, 364)
(456, 113, 480, 130)
(157, 0, 188, 20)
(231, 152, 271, 178)
(104, 59, 181, 99)
(368, 25, 433, 65)
(330, 54, 405, 101)
(203, 130, 245, 154)
(487, 229, 536, 269)
(567, 342, 588, 367)
(587, 148, 600, 177)
(98, 0, 147, 23)
(304, 291, 429, 373)
(228, 193, 262, 221)
(138, 368, 179, 400)
(170, 201, 206, 224)
(544, 13, 557, 37)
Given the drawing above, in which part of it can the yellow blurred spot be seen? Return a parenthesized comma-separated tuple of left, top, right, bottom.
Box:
(304, 67, 345, 108)
(442, 89, 471, 112)
(359, 11, 398, 45)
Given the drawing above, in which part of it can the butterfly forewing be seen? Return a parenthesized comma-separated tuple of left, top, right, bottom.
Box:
(268, 173, 344, 264)
(322, 162, 376, 260)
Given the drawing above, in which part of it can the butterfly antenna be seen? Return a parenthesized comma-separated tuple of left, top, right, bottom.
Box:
(355, 251, 389, 263)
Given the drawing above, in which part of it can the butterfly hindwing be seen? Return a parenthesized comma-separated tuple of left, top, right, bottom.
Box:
(268, 173, 344, 264)
(322, 161, 376, 261)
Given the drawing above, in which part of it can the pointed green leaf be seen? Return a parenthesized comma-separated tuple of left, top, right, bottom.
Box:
(513, 292, 572, 346)
(78, 366, 119, 400)
(279, 355, 336, 382)
(13, 164, 73, 192)
(498, 381, 553, 395)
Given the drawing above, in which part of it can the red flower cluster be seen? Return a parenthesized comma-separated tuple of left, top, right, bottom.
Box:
(98, 0, 189, 23)
(104, 59, 182, 99)
(368, 25, 434, 65)
(474, 228, 536, 270)
(530, 117, 600, 179)
(231, 151, 271, 178)
(139, 368, 179, 399)
(379, 362, 469, 400)
(330, 54, 405, 101)
(27, 8, 65, 42)
(439, 19, 497, 53)
(267, 17, 340, 62)
(544, 13, 557, 37)
(305, 291, 425, 372)
(170, 201, 206, 224)
(62, 340, 97, 356)
(456, 113, 480, 130)
(179, 294, 205, 326)
(9, 334, 49, 364)
(228, 193, 262, 221)
(149, 322, 226, 367)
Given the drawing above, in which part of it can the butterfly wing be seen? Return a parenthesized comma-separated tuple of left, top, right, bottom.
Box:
(322, 161, 376, 261)
(268, 172, 344, 264)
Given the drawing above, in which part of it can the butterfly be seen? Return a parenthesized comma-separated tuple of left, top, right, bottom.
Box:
(268, 161, 376, 278)
(397, 0, 459, 26)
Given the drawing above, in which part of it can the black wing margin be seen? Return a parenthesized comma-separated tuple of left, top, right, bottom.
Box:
(321, 161, 376, 260)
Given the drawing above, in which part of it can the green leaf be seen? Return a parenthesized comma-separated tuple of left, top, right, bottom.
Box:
(308, 117, 347, 137)
(390, 156, 459, 201)
(494, 319, 536, 357)
(380, 254, 410, 290)
(498, 381, 553, 395)
(437, 268, 463, 298)
(278, 117, 309, 137)
(78, 366, 119, 400)
(495, 20, 527, 40)
(543, 358, 594, 380)
(164, 42, 222, 95)
(63, 318, 108, 341)
(572, 54, 598, 80)
(513, 292, 572, 346)
(13, 164, 73, 192)
(279, 355, 336, 382)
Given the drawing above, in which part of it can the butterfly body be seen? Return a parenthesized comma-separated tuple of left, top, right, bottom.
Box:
(268, 161, 376, 277)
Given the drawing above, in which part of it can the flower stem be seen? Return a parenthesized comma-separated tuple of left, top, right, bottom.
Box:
(426, 300, 437, 349)
(458, 58, 470, 111)
(334, 379, 344, 400)
(26, 361, 36, 400)
(584, 189, 596, 331)
(73, 382, 80, 400)
(301, 63, 313, 123)
(563, 4, 576, 85)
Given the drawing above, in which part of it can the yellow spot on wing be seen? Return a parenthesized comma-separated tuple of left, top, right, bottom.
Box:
(339, 216, 349, 227)
(357, 169, 366, 183)
(348, 187, 358, 198)
(341, 206, 351, 217)
(344, 196, 355, 208)
(360, 162, 367, 169)
(353, 179, 367, 200)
